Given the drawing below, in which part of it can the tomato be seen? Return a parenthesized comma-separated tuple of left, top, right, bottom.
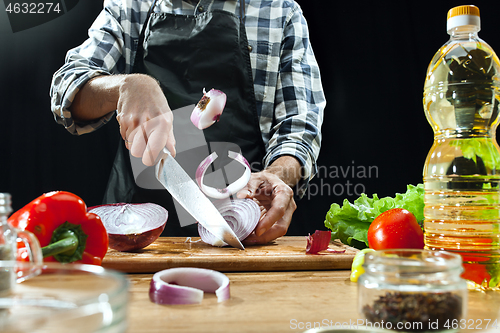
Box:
(461, 263, 491, 287)
(367, 208, 424, 250)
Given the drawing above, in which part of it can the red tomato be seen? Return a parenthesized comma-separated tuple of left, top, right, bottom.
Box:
(367, 208, 424, 250)
(461, 263, 491, 286)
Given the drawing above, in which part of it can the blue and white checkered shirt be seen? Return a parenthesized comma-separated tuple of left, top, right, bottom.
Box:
(50, 0, 326, 196)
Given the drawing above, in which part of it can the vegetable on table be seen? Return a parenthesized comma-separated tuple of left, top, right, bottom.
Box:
(149, 267, 230, 305)
(88, 203, 168, 252)
(367, 208, 424, 250)
(306, 230, 331, 254)
(350, 248, 375, 282)
(324, 184, 424, 249)
(8, 191, 108, 266)
(198, 198, 260, 247)
(461, 263, 492, 289)
(305, 230, 347, 254)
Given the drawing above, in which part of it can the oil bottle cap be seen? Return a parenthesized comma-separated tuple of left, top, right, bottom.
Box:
(447, 5, 480, 31)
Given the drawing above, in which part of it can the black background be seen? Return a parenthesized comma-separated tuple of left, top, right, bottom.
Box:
(0, 1, 499, 236)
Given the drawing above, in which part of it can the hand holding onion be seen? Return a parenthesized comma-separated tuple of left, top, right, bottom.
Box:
(236, 169, 296, 245)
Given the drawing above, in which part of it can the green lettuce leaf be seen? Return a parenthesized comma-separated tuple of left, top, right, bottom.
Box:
(451, 138, 500, 171)
(324, 184, 424, 249)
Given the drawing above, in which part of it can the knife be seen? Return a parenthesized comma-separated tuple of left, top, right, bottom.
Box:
(155, 148, 245, 250)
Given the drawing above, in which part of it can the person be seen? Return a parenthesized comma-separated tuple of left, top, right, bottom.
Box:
(50, 0, 325, 245)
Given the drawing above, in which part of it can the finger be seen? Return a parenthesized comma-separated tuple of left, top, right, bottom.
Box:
(118, 111, 138, 143)
(117, 115, 130, 145)
(243, 211, 291, 245)
(142, 127, 167, 166)
(236, 174, 263, 199)
(254, 184, 293, 236)
(128, 126, 146, 158)
(165, 126, 176, 158)
(241, 176, 266, 197)
(236, 188, 252, 199)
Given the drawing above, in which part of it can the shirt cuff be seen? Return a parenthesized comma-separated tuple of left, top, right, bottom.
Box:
(263, 142, 317, 200)
(51, 70, 113, 136)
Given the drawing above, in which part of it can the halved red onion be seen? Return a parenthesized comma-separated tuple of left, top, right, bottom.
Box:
(196, 151, 251, 199)
(149, 267, 230, 305)
(88, 203, 168, 252)
(190, 88, 226, 129)
(306, 230, 332, 254)
(198, 198, 260, 247)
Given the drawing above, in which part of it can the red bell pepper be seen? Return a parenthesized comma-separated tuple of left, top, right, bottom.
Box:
(8, 191, 108, 266)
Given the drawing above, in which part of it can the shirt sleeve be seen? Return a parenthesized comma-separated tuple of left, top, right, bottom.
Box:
(263, 4, 326, 199)
(49, 0, 146, 135)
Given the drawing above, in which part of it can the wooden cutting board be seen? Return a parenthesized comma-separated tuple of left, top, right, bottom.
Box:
(102, 236, 358, 273)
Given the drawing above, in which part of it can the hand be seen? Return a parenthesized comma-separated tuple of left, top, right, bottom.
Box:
(237, 170, 296, 244)
(116, 74, 176, 166)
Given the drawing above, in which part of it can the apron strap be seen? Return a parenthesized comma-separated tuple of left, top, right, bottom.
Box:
(133, 0, 160, 74)
(239, 0, 245, 21)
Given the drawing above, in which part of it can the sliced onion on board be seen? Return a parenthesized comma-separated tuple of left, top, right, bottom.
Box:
(196, 151, 251, 199)
(88, 203, 168, 252)
(190, 88, 226, 129)
(306, 230, 332, 254)
(149, 267, 230, 305)
(198, 199, 260, 247)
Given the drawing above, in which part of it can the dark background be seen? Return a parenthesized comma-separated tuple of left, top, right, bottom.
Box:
(0, 1, 499, 235)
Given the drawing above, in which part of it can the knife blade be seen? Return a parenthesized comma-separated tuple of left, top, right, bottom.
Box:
(155, 148, 245, 250)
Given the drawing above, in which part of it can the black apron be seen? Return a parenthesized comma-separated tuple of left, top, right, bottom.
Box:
(103, 0, 266, 236)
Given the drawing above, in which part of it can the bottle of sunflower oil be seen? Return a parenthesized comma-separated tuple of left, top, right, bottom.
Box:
(423, 5, 500, 291)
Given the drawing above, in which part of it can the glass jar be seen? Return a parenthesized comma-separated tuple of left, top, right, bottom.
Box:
(358, 249, 467, 332)
(0, 193, 42, 296)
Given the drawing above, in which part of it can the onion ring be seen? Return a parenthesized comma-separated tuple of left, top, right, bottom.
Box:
(196, 151, 251, 199)
(149, 267, 230, 305)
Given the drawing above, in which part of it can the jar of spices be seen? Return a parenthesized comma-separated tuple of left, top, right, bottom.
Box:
(358, 249, 467, 332)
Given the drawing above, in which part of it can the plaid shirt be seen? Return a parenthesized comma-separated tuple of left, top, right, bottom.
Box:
(50, 0, 326, 196)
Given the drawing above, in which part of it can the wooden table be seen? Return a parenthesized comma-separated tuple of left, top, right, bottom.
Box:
(110, 237, 500, 332)
(126, 271, 500, 333)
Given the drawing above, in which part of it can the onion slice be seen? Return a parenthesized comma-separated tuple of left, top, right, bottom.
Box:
(198, 199, 260, 247)
(306, 230, 332, 254)
(149, 267, 230, 305)
(190, 88, 226, 129)
(196, 151, 251, 199)
(88, 203, 168, 252)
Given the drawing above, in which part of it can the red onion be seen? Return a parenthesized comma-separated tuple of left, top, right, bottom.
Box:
(306, 230, 332, 254)
(190, 88, 226, 129)
(196, 151, 251, 199)
(149, 267, 230, 305)
(88, 203, 168, 252)
(198, 199, 260, 247)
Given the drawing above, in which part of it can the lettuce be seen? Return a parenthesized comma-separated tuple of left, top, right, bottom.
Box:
(324, 184, 424, 249)
(451, 138, 500, 171)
